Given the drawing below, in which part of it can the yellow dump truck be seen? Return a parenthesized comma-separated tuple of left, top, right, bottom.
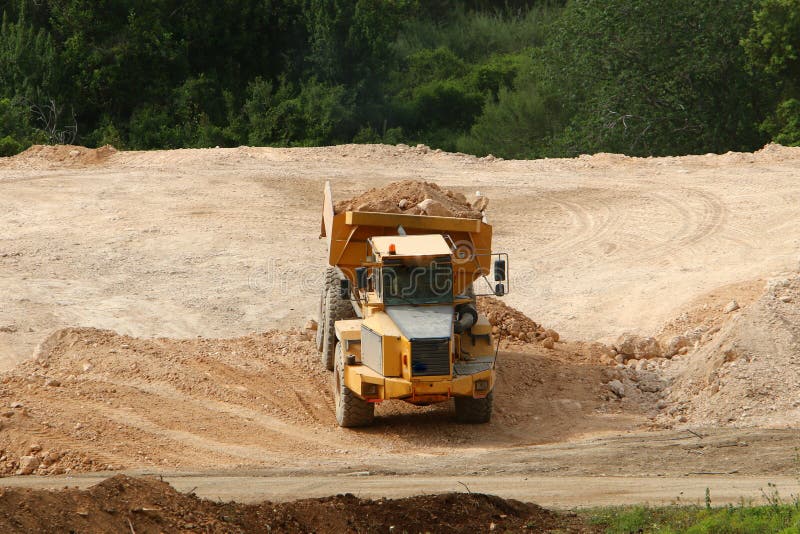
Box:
(318, 182, 509, 427)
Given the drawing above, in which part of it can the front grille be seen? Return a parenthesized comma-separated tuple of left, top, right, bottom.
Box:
(411, 338, 451, 377)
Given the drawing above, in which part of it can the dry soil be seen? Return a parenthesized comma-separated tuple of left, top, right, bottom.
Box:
(1, 143, 800, 512)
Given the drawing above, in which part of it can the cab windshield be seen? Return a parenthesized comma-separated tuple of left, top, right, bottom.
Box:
(381, 257, 453, 305)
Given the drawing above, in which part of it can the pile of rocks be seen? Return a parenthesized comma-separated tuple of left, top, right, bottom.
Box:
(654, 274, 800, 427)
(0, 439, 74, 476)
(476, 297, 559, 348)
(611, 330, 703, 364)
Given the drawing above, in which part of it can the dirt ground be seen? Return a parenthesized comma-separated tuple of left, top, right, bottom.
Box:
(1, 143, 800, 513)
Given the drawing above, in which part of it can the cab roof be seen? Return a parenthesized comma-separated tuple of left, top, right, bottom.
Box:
(371, 234, 452, 257)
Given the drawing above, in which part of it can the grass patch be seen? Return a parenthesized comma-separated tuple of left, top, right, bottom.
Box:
(586, 502, 800, 533)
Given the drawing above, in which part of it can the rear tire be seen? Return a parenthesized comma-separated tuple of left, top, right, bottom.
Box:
(334, 343, 374, 427)
(320, 267, 356, 370)
(455, 391, 493, 424)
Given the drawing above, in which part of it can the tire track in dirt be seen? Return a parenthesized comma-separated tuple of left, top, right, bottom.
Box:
(677, 189, 726, 248)
(527, 186, 731, 268)
(525, 190, 622, 265)
(98, 378, 335, 447)
(621, 187, 728, 264)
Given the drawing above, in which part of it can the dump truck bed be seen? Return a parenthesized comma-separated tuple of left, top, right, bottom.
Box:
(321, 182, 493, 295)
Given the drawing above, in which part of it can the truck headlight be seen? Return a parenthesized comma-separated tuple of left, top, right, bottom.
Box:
(362, 383, 379, 397)
(475, 379, 489, 392)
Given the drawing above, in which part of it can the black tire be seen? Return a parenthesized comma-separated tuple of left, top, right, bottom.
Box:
(321, 267, 356, 371)
(455, 391, 493, 424)
(334, 342, 374, 427)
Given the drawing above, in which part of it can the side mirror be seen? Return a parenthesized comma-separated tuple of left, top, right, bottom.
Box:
(340, 278, 351, 299)
(495, 283, 505, 297)
(494, 259, 506, 281)
(356, 267, 368, 289)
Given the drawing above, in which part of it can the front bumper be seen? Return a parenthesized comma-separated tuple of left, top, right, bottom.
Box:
(343, 361, 495, 404)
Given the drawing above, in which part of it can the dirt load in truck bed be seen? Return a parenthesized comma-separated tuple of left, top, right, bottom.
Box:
(333, 179, 484, 219)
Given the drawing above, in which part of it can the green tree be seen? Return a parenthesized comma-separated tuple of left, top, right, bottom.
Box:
(540, 0, 768, 156)
(46, 0, 188, 126)
(742, 0, 800, 144)
(0, 3, 57, 152)
(304, 0, 412, 85)
(0, 6, 57, 101)
(244, 76, 354, 146)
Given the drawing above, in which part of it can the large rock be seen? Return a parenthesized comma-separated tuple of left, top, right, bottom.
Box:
(638, 381, 662, 393)
(417, 198, 454, 217)
(608, 380, 625, 398)
(615, 333, 662, 360)
(447, 191, 468, 204)
(723, 300, 740, 313)
(664, 335, 691, 358)
(40, 451, 61, 468)
(545, 329, 560, 343)
(355, 200, 401, 214)
(471, 195, 490, 212)
(16, 455, 40, 475)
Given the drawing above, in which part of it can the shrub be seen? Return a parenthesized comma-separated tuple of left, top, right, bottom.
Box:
(459, 82, 562, 158)
(472, 53, 527, 100)
(408, 80, 484, 131)
(0, 135, 22, 156)
(85, 118, 123, 149)
(127, 105, 181, 149)
(244, 77, 355, 146)
(764, 98, 800, 146)
(403, 47, 468, 87)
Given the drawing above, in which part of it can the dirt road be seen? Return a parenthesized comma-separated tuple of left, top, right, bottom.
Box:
(2, 472, 798, 509)
(1, 143, 800, 506)
(1, 425, 798, 507)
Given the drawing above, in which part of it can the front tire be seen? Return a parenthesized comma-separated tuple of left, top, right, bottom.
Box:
(334, 343, 374, 427)
(455, 391, 493, 424)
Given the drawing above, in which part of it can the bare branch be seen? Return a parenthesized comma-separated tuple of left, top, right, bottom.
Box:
(29, 98, 78, 145)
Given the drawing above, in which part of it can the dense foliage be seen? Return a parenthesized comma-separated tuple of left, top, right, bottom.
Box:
(0, 0, 795, 157)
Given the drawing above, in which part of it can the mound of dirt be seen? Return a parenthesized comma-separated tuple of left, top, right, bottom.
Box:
(0, 323, 633, 475)
(0, 474, 588, 534)
(5, 144, 117, 168)
(478, 297, 560, 346)
(334, 179, 484, 219)
(657, 274, 800, 427)
(0, 327, 333, 476)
